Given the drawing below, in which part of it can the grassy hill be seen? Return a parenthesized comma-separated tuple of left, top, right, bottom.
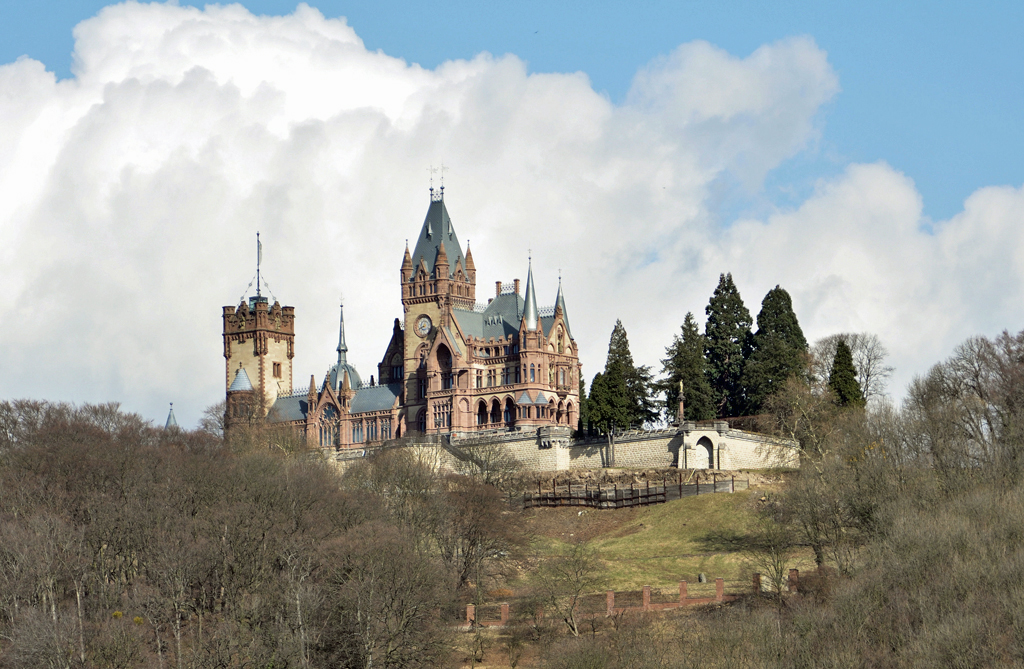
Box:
(520, 484, 815, 598)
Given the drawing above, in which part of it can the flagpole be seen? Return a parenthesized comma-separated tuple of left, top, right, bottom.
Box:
(256, 232, 261, 299)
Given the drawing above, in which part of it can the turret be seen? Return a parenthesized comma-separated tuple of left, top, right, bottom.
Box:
(522, 259, 539, 332)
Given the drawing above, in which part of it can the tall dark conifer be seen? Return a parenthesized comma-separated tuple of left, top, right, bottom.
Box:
(743, 286, 808, 414)
(829, 340, 865, 407)
(704, 273, 753, 417)
(589, 320, 657, 429)
(658, 312, 716, 422)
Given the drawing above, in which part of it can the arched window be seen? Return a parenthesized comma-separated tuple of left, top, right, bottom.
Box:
(477, 401, 488, 426)
(437, 345, 453, 390)
(417, 409, 426, 433)
(530, 364, 535, 383)
(504, 398, 515, 425)
(490, 399, 501, 424)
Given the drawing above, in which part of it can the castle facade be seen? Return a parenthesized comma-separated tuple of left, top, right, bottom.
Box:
(223, 189, 581, 448)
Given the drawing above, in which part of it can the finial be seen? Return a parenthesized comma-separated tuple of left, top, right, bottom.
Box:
(427, 165, 437, 192)
(256, 232, 262, 298)
(439, 162, 449, 196)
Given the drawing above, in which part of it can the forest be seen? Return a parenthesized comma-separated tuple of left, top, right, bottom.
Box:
(3, 272, 1024, 667)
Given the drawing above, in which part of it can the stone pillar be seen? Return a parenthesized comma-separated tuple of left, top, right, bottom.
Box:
(715, 578, 724, 601)
(642, 585, 651, 611)
(679, 581, 688, 604)
(752, 573, 762, 593)
(500, 602, 509, 626)
(466, 604, 476, 626)
(606, 590, 615, 616)
(788, 569, 799, 593)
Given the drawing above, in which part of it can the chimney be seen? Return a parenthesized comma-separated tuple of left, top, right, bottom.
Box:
(496, 281, 501, 297)
(514, 278, 520, 294)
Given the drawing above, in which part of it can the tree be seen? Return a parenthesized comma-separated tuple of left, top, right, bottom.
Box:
(533, 539, 604, 637)
(657, 312, 716, 422)
(811, 333, 894, 403)
(829, 341, 865, 408)
(742, 286, 808, 414)
(588, 321, 657, 430)
(704, 273, 753, 417)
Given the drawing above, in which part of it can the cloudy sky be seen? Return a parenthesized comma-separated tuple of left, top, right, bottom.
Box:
(2, 1, 1022, 428)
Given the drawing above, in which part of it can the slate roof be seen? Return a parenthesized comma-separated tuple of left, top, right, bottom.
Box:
(453, 292, 524, 340)
(228, 368, 253, 391)
(268, 395, 309, 422)
(410, 196, 466, 280)
(350, 383, 403, 414)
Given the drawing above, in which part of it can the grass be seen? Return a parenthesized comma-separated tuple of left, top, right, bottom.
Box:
(521, 488, 816, 596)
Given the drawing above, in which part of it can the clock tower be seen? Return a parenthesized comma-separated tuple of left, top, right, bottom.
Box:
(397, 186, 476, 431)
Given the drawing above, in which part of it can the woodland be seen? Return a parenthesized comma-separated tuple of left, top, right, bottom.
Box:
(3, 273, 1024, 667)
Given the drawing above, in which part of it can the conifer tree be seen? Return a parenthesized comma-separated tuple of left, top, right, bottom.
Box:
(743, 286, 808, 414)
(829, 340, 865, 407)
(658, 312, 716, 422)
(704, 273, 753, 417)
(588, 320, 657, 430)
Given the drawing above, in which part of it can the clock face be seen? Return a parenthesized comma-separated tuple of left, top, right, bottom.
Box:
(415, 315, 432, 337)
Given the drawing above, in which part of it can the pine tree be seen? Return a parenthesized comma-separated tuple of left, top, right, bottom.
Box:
(743, 286, 808, 414)
(589, 320, 657, 430)
(704, 273, 753, 418)
(829, 340, 865, 407)
(658, 312, 716, 422)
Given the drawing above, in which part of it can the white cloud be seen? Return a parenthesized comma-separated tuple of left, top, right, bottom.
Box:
(0, 2, 1019, 426)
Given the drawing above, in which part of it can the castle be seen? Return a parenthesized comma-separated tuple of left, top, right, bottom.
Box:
(222, 187, 581, 448)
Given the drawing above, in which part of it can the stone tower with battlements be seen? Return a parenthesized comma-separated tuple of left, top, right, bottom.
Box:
(222, 295, 295, 427)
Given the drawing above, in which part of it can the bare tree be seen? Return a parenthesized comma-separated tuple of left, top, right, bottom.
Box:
(812, 333, 894, 403)
(533, 538, 604, 637)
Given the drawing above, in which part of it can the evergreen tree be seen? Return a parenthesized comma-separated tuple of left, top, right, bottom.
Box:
(829, 340, 865, 407)
(743, 286, 808, 414)
(658, 312, 716, 422)
(704, 273, 753, 418)
(589, 320, 657, 430)
(577, 377, 588, 435)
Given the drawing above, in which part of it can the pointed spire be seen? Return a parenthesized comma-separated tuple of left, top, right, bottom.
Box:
(337, 303, 348, 365)
(342, 369, 351, 392)
(437, 241, 448, 266)
(523, 258, 539, 331)
(464, 243, 475, 271)
(555, 275, 572, 338)
(401, 241, 412, 270)
(308, 375, 316, 397)
(164, 403, 178, 430)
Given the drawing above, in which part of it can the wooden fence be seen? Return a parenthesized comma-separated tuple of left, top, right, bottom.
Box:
(523, 475, 748, 509)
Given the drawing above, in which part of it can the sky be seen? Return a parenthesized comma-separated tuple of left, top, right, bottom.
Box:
(1, 1, 1022, 428)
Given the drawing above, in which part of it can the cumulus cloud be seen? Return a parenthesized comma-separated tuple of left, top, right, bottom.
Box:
(0, 2, 1019, 426)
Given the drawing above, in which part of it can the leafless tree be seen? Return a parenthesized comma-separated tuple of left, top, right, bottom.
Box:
(812, 333, 894, 403)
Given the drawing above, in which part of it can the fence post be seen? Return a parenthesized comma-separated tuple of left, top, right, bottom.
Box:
(731, 476, 735, 492)
(715, 578, 724, 601)
(466, 604, 476, 626)
(752, 573, 762, 593)
(642, 586, 651, 611)
(606, 590, 615, 616)
(679, 581, 688, 604)
(788, 569, 799, 593)
(500, 602, 509, 626)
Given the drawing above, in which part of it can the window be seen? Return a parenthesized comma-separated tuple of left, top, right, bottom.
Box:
(442, 373, 453, 390)
(515, 367, 521, 383)
(530, 364, 535, 383)
(353, 421, 364, 443)
(559, 369, 566, 386)
(418, 378, 427, 399)
(381, 418, 391, 440)
(272, 362, 282, 378)
(504, 345, 510, 356)
(392, 365, 403, 381)
(476, 370, 483, 388)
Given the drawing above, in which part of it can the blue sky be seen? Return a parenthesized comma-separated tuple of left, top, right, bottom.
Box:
(3, 0, 1022, 222)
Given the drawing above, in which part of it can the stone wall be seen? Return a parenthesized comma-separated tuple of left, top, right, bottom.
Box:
(328, 423, 798, 473)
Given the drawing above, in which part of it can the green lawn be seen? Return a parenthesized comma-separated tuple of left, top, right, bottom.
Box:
(523, 489, 817, 596)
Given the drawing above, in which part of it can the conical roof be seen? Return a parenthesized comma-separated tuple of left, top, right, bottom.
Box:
(409, 194, 466, 280)
(555, 277, 572, 338)
(165, 403, 179, 430)
(522, 259, 539, 331)
(229, 368, 254, 391)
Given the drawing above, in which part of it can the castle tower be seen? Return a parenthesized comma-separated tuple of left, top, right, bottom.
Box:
(222, 293, 295, 419)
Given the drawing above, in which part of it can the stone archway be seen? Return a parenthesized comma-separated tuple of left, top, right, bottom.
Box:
(696, 436, 715, 469)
